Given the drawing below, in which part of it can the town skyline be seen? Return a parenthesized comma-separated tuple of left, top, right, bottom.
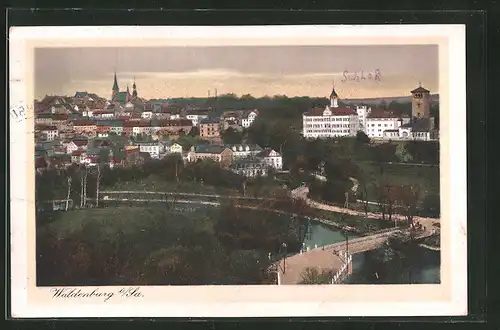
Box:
(35, 45, 438, 100)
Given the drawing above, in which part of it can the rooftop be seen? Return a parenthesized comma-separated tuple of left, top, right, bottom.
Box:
(200, 117, 221, 125)
(195, 145, 229, 154)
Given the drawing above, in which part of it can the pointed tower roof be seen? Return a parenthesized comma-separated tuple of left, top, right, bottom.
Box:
(133, 77, 136, 89)
(330, 86, 339, 99)
(112, 72, 119, 92)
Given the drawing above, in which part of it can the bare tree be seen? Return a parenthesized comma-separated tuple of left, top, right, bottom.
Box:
(79, 165, 85, 208)
(398, 184, 421, 227)
(95, 164, 102, 208)
(65, 169, 72, 211)
(83, 166, 88, 208)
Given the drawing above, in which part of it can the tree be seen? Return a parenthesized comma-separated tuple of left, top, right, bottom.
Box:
(397, 184, 421, 227)
(221, 127, 243, 145)
(64, 169, 72, 211)
(356, 131, 371, 144)
(395, 143, 413, 163)
(420, 192, 440, 218)
(299, 267, 334, 284)
(95, 164, 103, 207)
(188, 126, 199, 137)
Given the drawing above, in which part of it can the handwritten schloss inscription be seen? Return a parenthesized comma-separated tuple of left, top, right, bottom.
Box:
(341, 69, 381, 83)
(51, 287, 144, 302)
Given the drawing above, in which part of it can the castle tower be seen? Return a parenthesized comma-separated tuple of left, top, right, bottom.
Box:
(330, 84, 339, 108)
(112, 71, 119, 100)
(132, 77, 138, 100)
(411, 83, 431, 119)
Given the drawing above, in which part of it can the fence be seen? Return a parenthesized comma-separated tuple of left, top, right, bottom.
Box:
(331, 251, 353, 284)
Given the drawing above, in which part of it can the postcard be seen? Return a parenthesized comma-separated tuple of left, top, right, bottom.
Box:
(9, 24, 467, 318)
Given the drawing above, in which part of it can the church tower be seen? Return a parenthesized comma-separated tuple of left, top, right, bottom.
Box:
(132, 78, 138, 100)
(126, 85, 131, 103)
(112, 72, 119, 100)
(330, 84, 339, 108)
(411, 83, 431, 119)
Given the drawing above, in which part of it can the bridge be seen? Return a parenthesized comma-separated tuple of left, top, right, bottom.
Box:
(277, 227, 435, 285)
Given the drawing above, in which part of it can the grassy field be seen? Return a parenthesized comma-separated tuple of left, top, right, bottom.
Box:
(106, 175, 287, 198)
(38, 206, 218, 238)
(358, 162, 440, 199)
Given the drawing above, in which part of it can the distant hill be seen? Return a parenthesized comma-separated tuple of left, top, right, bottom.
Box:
(343, 94, 439, 105)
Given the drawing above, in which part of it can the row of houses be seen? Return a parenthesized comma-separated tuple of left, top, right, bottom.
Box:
(35, 97, 260, 142)
(36, 134, 283, 179)
(186, 144, 283, 177)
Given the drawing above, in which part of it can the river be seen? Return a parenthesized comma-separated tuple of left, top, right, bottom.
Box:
(305, 222, 440, 284)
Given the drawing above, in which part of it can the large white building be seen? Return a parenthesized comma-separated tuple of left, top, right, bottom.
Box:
(302, 87, 359, 139)
(303, 84, 438, 141)
(363, 109, 411, 138)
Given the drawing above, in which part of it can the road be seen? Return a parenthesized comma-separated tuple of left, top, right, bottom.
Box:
(290, 185, 440, 231)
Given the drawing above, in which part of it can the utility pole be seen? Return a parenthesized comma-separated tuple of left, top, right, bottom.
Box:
(242, 180, 246, 197)
(175, 161, 179, 182)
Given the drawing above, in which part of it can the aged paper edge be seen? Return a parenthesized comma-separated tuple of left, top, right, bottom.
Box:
(9, 25, 467, 318)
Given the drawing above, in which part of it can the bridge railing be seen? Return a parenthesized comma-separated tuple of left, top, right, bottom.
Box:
(331, 251, 352, 284)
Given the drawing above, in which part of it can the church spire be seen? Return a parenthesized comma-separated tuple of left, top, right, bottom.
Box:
(132, 77, 138, 99)
(111, 71, 119, 100)
(112, 71, 119, 92)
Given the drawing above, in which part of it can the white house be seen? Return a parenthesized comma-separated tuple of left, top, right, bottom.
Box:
(141, 111, 153, 119)
(256, 148, 283, 170)
(66, 139, 88, 154)
(186, 111, 209, 126)
(164, 141, 183, 154)
(302, 87, 359, 139)
(38, 125, 59, 141)
(138, 142, 165, 159)
(82, 109, 94, 117)
(93, 111, 115, 119)
(241, 109, 259, 128)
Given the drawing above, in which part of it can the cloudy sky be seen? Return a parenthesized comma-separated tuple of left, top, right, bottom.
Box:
(34, 45, 438, 100)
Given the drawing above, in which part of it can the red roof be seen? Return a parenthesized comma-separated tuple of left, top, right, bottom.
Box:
(71, 150, 83, 156)
(329, 107, 357, 116)
(73, 120, 97, 126)
(36, 124, 58, 131)
(305, 106, 356, 116)
(305, 107, 326, 116)
(88, 102, 107, 110)
(71, 140, 88, 147)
